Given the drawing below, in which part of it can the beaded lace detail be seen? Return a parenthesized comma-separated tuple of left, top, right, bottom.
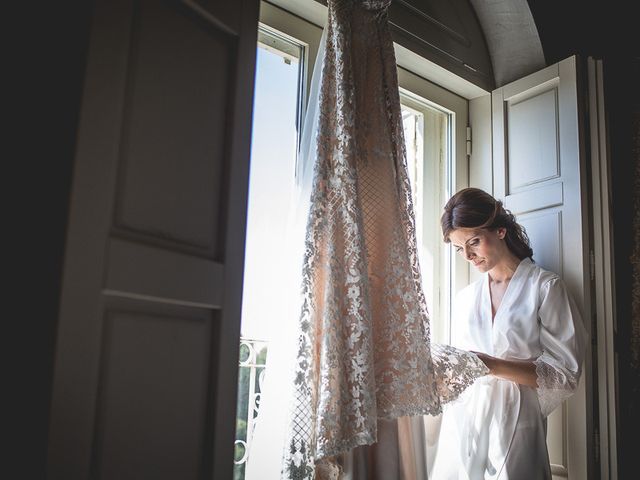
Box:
(281, 2, 488, 478)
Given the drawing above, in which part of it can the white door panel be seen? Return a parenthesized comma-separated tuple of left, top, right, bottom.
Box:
(518, 209, 563, 276)
(507, 88, 560, 189)
(492, 56, 592, 480)
(46, 0, 259, 478)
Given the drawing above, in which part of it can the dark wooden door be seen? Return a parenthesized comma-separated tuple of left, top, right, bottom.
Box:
(46, 0, 259, 478)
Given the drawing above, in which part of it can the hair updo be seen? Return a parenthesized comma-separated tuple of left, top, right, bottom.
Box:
(440, 187, 534, 260)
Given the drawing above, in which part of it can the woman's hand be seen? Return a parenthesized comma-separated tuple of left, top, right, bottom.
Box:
(471, 350, 538, 388)
(471, 351, 497, 374)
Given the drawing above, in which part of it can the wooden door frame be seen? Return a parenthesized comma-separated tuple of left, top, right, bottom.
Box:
(587, 56, 618, 480)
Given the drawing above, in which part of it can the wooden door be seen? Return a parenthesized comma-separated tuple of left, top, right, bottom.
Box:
(492, 56, 593, 479)
(46, 0, 259, 478)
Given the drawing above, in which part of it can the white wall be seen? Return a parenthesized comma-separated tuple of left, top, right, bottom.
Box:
(468, 94, 493, 284)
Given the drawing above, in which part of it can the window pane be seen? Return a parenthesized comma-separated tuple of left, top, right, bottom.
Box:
(401, 96, 452, 344)
(242, 33, 302, 342)
(235, 28, 304, 480)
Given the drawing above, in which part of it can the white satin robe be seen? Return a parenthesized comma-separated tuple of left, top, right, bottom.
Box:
(430, 258, 587, 480)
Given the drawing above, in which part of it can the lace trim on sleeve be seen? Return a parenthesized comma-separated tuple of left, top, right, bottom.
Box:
(431, 343, 489, 404)
(533, 353, 579, 417)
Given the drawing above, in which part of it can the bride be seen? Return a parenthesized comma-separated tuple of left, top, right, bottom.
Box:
(430, 187, 587, 479)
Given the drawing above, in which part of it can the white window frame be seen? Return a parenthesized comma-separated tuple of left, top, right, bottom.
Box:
(259, 0, 472, 344)
(397, 69, 468, 343)
(259, 1, 322, 108)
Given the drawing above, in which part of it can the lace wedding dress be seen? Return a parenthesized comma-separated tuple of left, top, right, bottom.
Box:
(280, 1, 488, 479)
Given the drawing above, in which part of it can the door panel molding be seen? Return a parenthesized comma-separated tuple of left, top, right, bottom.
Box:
(504, 181, 563, 215)
(105, 237, 225, 308)
(90, 303, 215, 480)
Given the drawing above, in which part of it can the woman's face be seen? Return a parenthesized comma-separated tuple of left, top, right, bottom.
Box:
(448, 227, 508, 273)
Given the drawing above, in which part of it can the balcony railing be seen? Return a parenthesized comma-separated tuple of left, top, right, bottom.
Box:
(234, 338, 268, 480)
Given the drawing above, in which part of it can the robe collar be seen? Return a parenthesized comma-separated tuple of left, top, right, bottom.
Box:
(483, 256, 534, 324)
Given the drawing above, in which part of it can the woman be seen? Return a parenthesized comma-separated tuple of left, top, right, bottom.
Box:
(430, 188, 587, 480)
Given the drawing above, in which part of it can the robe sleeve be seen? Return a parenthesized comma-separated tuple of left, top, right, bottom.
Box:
(431, 343, 489, 404)
(534, 276, 588, 417)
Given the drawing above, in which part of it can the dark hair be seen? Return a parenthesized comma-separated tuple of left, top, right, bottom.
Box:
(440, 187, 533, 260)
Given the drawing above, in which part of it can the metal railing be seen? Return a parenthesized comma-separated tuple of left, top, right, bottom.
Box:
(234, 338, 268, 479)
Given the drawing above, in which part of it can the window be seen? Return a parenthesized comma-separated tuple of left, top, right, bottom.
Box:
(400, 92, 451, 343)
(234, 21, 307, 480)
(397, 66, 469, 344)
(235, 2, 469, 478)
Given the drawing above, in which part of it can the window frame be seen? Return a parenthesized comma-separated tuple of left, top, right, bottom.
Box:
(258, 0, 470, 343)
(259, 1, 322, 108)
(397, 71, 468, 343)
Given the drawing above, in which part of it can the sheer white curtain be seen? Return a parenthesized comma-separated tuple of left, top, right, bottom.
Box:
(245, 27, 328, 480)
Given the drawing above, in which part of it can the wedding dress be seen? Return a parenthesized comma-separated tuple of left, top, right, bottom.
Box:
(277, 1, 488, 478)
